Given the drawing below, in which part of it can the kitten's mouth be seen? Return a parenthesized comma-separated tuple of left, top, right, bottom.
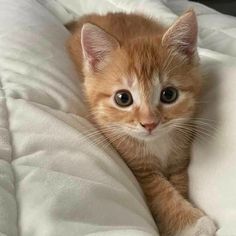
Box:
(142, 131, 159, 139)
(123, 127, 161, 141)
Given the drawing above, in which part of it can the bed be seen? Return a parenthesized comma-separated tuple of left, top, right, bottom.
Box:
(0, 0, 235, 235)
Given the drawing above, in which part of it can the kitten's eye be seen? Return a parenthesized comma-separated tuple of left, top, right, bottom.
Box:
(114, 90, 133, 107)
(160, 87, 178, 104)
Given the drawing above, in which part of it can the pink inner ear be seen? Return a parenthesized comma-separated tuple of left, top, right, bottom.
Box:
(162, 10, 198, 57)
(82, 36, 105, 69)
(175, 26, 196, 56)
(81, 23, 119, 72)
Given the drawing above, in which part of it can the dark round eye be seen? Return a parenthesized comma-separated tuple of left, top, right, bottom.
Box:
(114, 90, 133, 107)
(160, 87, 178, 104)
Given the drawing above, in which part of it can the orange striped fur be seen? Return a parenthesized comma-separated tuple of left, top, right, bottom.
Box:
(67, 11, 217, 236)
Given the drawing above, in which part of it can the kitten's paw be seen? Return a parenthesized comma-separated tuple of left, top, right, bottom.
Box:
(175, 216, 217, 236)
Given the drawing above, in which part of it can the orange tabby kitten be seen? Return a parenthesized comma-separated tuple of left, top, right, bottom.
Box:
(67, 11, 217, 236)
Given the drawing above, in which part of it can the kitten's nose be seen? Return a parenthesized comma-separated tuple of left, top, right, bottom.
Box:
(140, 122, 158, 133)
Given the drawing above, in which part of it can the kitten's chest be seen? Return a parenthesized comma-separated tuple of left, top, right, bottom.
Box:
(145, 137, 172, 168)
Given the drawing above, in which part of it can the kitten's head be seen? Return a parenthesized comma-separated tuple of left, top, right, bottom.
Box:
(80, 11, 202, 141)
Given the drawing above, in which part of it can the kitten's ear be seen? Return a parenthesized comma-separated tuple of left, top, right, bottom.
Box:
(162, 10, 198, 57)
(81, 23, 119, 72)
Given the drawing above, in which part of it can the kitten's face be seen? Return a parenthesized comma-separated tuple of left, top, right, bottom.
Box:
(84, 44, 201, 140)
(80, 11, 201, 141)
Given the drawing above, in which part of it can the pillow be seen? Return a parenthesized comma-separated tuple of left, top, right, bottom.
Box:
(0, 0, 158, 235)
(189, 65, 236, 236)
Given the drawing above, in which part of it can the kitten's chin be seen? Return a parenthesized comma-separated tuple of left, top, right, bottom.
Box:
(125, 130, 163, 142)
(138, 134, 158, 141)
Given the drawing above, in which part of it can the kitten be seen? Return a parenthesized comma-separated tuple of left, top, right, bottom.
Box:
(67, 11, 217, 236)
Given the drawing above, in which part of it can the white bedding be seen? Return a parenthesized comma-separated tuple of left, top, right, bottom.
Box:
(0, 0, 236, 235)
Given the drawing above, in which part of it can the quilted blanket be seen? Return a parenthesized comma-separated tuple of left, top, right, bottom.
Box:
(0, 0, 235, 236)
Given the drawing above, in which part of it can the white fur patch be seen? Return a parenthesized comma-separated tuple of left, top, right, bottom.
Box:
(175, 216, 217, 236)
(146, 134, 171, 167)
(152, 72, 162, 106)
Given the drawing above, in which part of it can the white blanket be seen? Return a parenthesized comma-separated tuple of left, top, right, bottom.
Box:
(0, 0, 236, 235)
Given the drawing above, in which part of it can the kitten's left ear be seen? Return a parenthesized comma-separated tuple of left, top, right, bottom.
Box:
(162, 10, 198, 58)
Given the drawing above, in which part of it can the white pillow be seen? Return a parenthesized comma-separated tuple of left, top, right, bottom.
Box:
(0, 0, 158, 235)
(190, 65, 236, 236)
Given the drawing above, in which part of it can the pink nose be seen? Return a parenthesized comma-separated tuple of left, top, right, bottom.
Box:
(140, 122, 158, 133)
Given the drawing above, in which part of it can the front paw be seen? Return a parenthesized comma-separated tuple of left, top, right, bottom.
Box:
(175, 216, 217, 236)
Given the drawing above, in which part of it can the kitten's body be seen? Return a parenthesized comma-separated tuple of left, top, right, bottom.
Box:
(67, 12, 217, 236)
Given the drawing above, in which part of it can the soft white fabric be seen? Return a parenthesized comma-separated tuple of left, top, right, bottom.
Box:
(0, 0, 158, 236)
(190, 66, 236, 236)
(0, 0, 236, 235)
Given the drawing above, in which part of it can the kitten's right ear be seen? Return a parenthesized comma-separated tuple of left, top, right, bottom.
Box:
(81, 23, 119, 73)
(162, 10, 198, 58)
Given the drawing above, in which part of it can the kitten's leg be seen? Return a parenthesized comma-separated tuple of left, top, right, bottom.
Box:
(133, 169, 216, 236)
(168, 167, 189, 199)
